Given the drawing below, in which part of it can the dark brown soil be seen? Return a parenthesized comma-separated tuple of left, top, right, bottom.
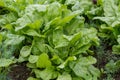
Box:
(114, 71, 120, 80)
(93, 39, 120, 80)
(8, 63, 31, 80)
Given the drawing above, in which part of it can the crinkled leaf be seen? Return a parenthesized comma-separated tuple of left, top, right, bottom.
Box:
(115, 60, 120, 69)
(73, 66, 91, 79)
(88, 65, 100, 80)
(17, 56, 28, 62)
(58, 56, 76, 69)
(31, 39, 46, 55)
(69, 56, 98, 79)
(65, 0, 77, 5)
(15, 4, 47, 31)
(23, 29, 44, 37)
(51, 55, 63, 65)
(77, 56, 97, 66)
(70, 28, 99, 55)
(43, 11, 80, 32)
(72, 44, 91, 55)
(65, 0, 92, 13)
(46, 2, 61, 21)
(103, 0, 118, 17)
(75, 28, 99, 49)
(36, 53, 51, 68)
(25, 4, 47, 13)
(53, 28, 69, 48)
(4, 34, 25, 46)
(27, 63, 37, 68)
(65, 16, 84, 35)
(82, 28, 99, 46)
(28, 55, 38, 63)
(28, 20, 43, 29)
(34, 67, 58, 80)
(112, 45, 120, 54)
(93, 0, 120, 27)
(117, 35, 120, 44)
(20, 46, 31, 57)
(15, 14, 32, 31)
(43, 17, 61, 32)
(93, 17, 115, 27)
(0, 58, 13, 67)
(59, 10, 82, 25)
(64, 32, 82, 47)
(86, 7, 103, 19)
(57, 72, 72, 80)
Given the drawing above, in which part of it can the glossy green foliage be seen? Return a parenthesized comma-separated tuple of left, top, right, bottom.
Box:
(0, 0, 102, 80)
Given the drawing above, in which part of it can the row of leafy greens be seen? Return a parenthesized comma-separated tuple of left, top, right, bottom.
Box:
(0, 0, 112, 80)
(88, 0, 120, 79)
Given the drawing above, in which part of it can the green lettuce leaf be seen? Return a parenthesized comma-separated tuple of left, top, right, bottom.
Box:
(69, 56, 99, 80)
(0, 58, 13, 67)
(20, 46, 31, 57)
(53, 28, 69, 48)
(34, 67, 58, 80)
(94, 0, 120, 27)
(28, 55, 39, 63)
(4, 34, 25, 46)
(57, 72, 72, 80)
(36, 53, 52, 68)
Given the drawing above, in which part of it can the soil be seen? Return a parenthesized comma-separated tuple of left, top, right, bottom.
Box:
(114, 71, 120, 80)
(93, 39, 120, 80)
(8, 63, 31, 80)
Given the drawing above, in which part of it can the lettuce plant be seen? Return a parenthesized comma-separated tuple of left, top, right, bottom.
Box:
(0, 0, 101, 80)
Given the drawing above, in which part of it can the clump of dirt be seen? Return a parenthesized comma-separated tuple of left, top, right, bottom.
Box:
(8, 63, 31, 80)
